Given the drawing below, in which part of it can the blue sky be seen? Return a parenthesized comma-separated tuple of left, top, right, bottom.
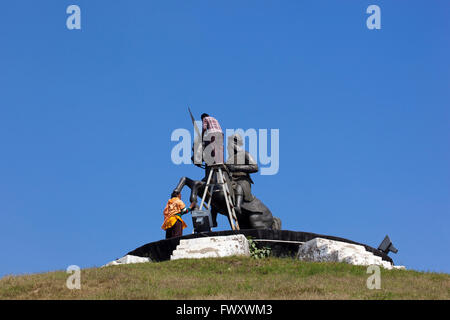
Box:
(0, 0, 449, 277)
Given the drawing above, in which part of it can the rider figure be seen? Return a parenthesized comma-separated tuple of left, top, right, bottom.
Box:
(226, 133, 258, 216)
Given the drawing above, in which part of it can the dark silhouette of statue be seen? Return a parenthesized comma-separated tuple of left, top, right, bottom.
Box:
(172, 132, 281, 230)
(226, 134, 281, 230)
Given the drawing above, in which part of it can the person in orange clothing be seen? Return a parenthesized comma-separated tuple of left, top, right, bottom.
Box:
(162, 191, 196, 239)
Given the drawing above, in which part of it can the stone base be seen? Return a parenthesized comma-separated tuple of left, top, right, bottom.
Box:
(103, 255, 151, 267)
(171, 234, 250, 260)
(127, 229, 395, 265)
(297, 238, 405, 270)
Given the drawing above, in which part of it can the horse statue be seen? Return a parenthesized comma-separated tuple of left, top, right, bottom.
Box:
(172, 133, 281, 230)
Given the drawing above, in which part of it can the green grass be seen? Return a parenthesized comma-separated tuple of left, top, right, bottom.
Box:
(0, 256, 449, 300)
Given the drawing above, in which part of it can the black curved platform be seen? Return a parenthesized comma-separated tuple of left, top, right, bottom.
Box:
(127, 229, 394, 264)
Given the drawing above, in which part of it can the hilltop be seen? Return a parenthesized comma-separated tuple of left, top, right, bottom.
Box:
(1, 257, 448, 300)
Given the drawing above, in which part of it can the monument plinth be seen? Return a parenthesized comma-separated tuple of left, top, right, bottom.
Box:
(126, 229, 395, 266)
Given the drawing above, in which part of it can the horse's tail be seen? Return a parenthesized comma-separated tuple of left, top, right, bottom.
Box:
(271, 216, 282, 230)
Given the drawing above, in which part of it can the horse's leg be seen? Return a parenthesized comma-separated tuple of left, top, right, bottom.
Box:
(233, 183, 244, 219)
(173, 177, 204, 204)
(173, 177, 188, 195)
(191, 180, 205, 205)
(211, 206, 219, 228)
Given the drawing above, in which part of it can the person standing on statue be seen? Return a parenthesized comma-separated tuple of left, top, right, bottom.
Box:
(201, 113, 224, 166)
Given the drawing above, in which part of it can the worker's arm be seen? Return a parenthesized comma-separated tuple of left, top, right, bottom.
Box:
(176, 207, 190, 217)
(176, 202, 196, 217)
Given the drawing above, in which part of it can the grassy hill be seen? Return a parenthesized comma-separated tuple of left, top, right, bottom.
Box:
(1, 256, 449, 300)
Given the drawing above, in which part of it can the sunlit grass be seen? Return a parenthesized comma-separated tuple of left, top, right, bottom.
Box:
(0, 256, 448, 300)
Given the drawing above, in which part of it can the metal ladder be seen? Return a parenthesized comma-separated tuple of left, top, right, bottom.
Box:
(198, 164, 240, 230)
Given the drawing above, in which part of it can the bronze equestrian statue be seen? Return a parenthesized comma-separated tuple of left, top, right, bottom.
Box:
(172, 133, 281, 230)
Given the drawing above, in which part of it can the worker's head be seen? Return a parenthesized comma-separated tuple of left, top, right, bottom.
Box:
(171, 191, 181, 199)
(201, 113, 210, 120)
